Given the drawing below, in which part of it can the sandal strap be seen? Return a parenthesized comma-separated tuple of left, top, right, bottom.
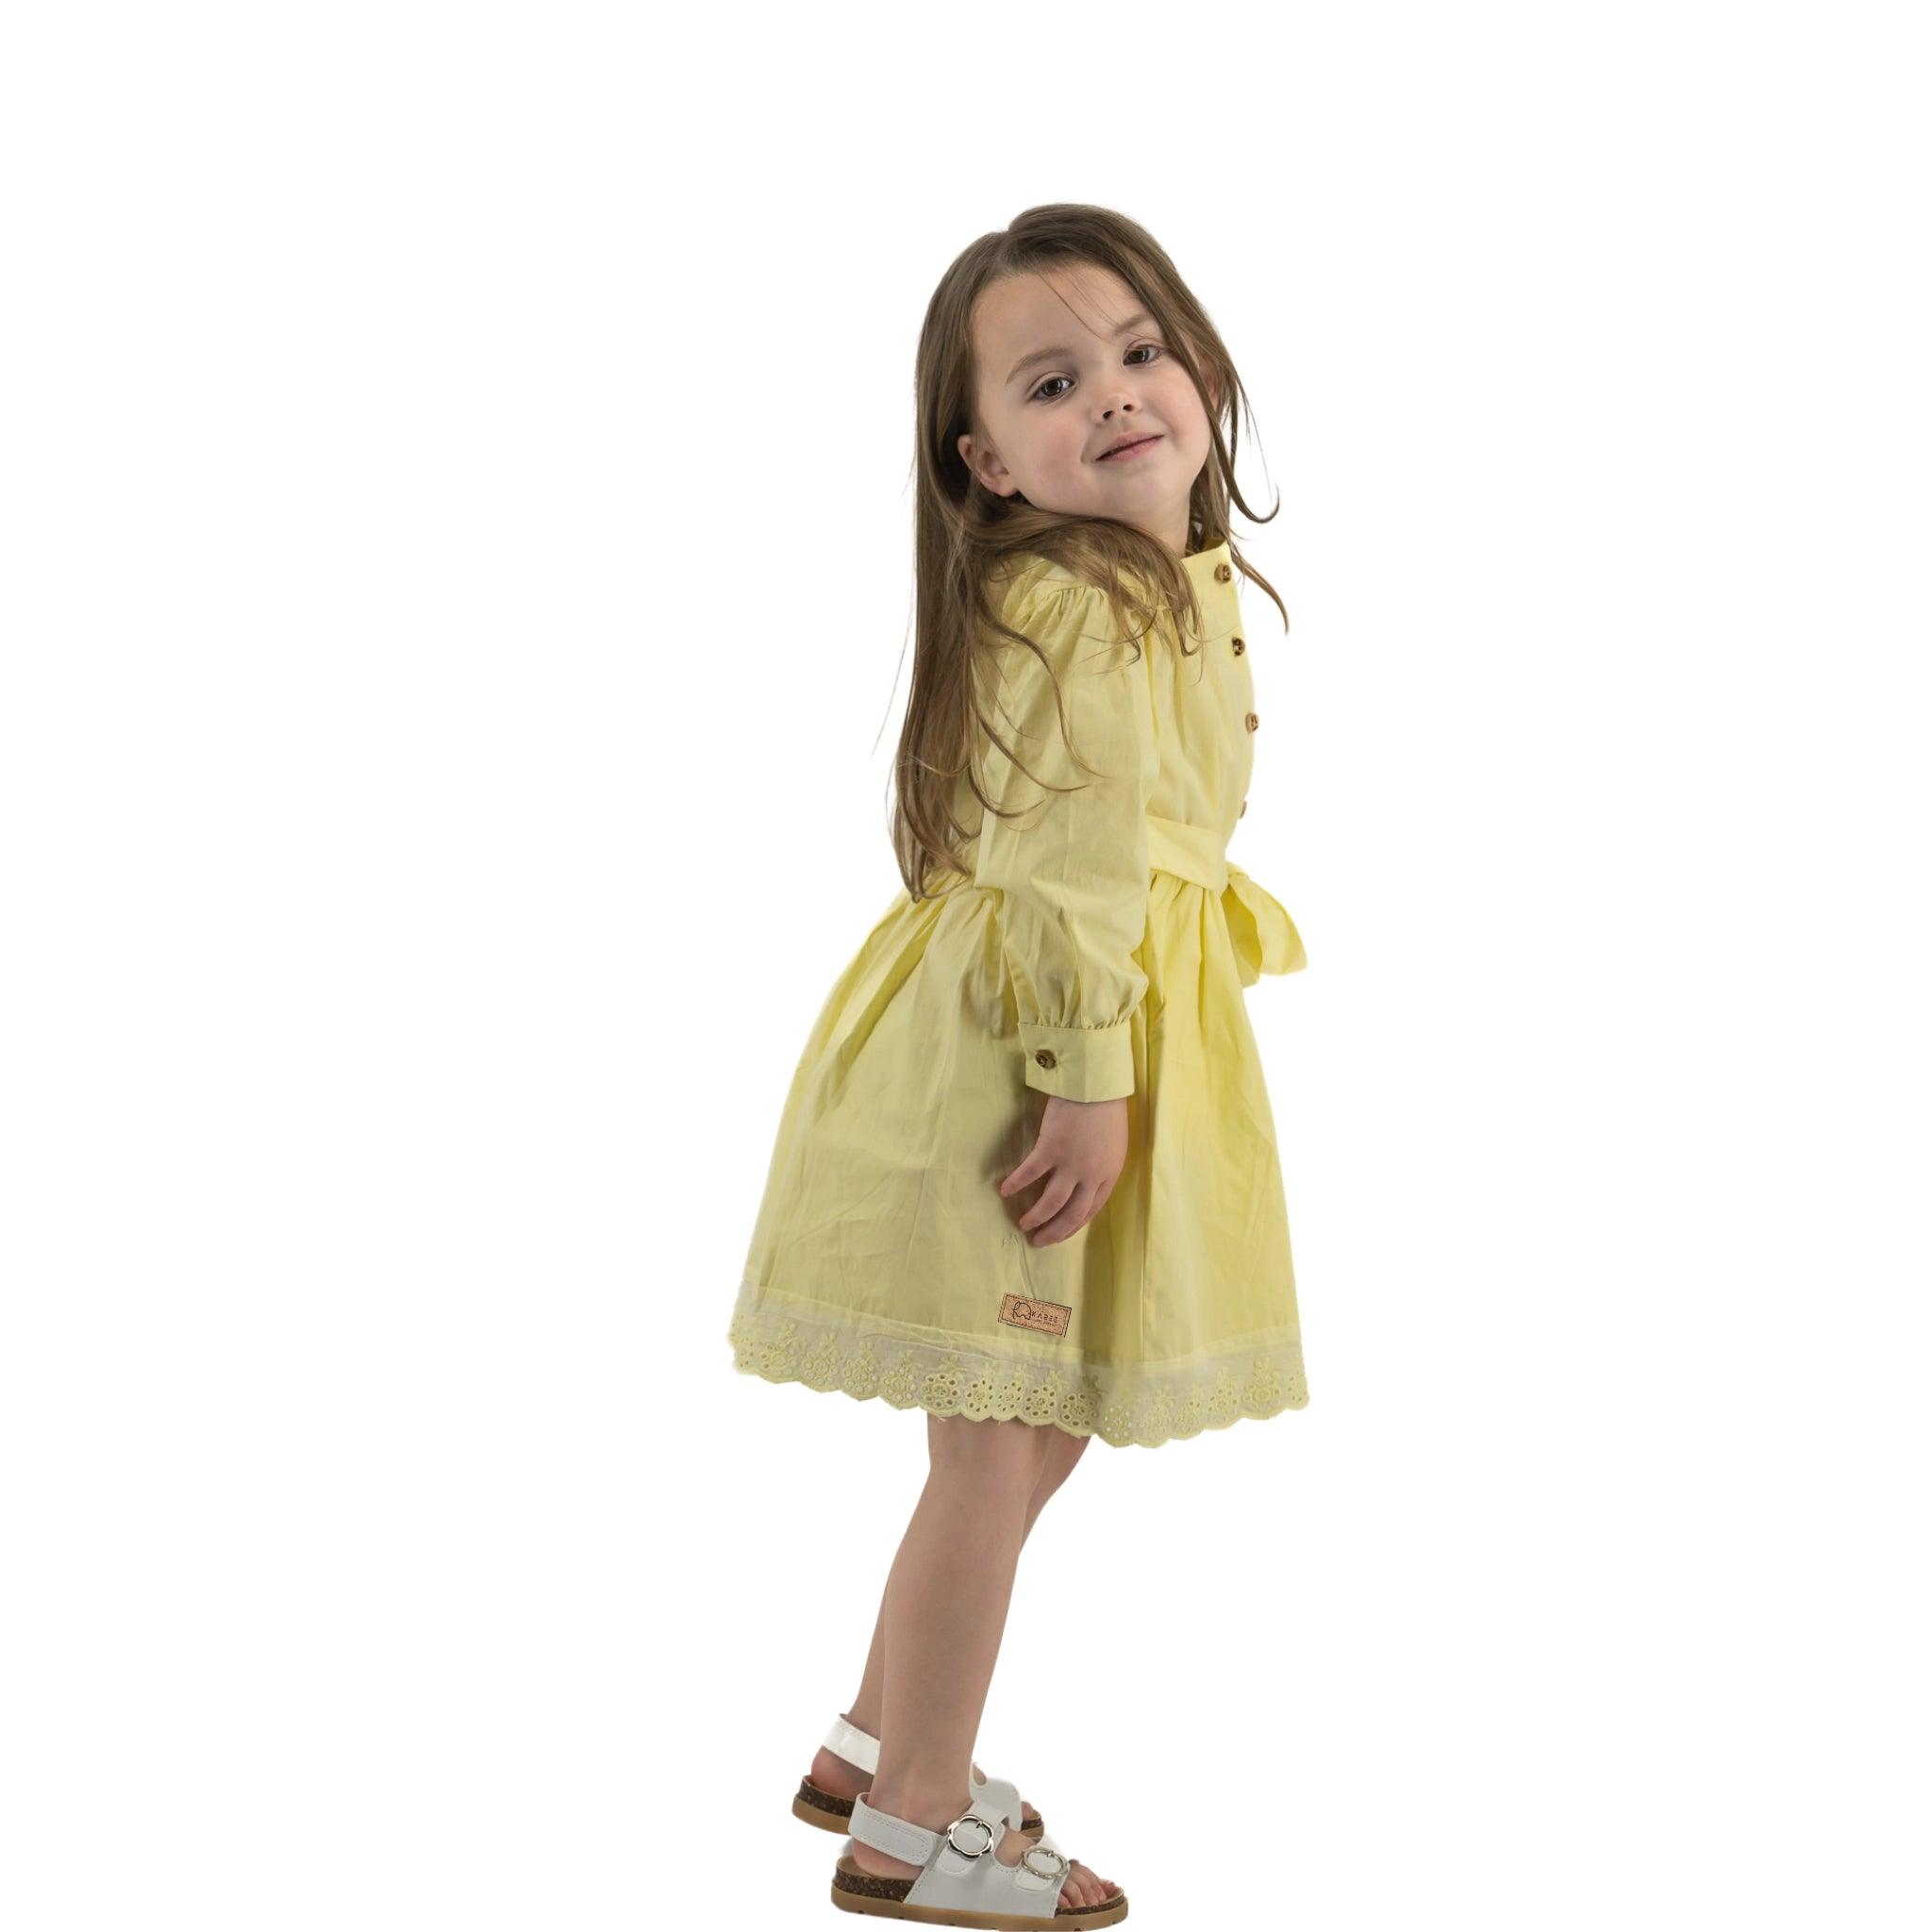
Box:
(848, 1790, 942, 1865)
(849, 1792, 1071, 1919)
(966, 1769, 1026, 1829)
(822, 1714, 880, 1774)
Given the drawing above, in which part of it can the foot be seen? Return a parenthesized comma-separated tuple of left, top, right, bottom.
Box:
(809, 1740, 1044, 1833)
(843, 1789, 1121, 1913)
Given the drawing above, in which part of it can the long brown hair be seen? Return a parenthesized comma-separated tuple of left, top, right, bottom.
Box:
(890, 202, 1287, 902)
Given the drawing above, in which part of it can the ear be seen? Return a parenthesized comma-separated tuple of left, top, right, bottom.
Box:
(958, 429, 1018, 499)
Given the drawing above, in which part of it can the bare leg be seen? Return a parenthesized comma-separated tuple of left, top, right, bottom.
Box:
(837, 1417, 1117, 1909)
(837, 1420, 1090, 1748)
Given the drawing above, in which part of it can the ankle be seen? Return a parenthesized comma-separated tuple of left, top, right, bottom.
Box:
(865, 1778, 971, 1829)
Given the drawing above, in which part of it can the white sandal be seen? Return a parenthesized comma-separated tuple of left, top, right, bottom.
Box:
(794, 1713, 1046, 1840)
(831, 1787, 1126, 1925)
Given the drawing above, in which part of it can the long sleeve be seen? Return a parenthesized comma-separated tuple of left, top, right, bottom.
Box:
(972, 577, 1158, 1102)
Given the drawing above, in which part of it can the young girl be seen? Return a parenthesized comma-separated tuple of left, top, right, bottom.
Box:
(725, 203, 1309, 1927)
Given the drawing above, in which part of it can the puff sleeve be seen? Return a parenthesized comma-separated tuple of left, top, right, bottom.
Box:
(973, 578, 1158, 1103)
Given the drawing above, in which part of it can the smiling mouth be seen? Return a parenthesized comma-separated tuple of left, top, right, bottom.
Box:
(1098, 434, 1161, 460)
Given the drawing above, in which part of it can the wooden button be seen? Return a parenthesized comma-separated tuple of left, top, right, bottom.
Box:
(1214, 561, 1233, 582)
(1033, 1048, 1057, 1071)
(1239, 798, 1248, 818)
(1231, 636, 1244, 655)
(1245, 711, 1258, 731)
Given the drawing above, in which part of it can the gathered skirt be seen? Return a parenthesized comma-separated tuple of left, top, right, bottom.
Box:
(726, 848, 1308, 1450)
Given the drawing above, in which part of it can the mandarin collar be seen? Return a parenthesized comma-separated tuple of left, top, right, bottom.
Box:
(1179, 540, 1239, 634)
(1182, 539, 1235, 595)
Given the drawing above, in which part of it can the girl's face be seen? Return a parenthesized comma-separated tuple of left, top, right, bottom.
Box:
(958, 262, 1213, 556)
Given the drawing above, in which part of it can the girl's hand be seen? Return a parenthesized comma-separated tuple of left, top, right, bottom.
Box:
(997, 1094, 1129, 1246)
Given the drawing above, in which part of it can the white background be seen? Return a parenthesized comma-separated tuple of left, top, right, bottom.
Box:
(4, 4, 1927, 1926)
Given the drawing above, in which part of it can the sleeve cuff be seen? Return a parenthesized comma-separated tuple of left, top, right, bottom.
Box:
(1018, 1019, 1136, 1102)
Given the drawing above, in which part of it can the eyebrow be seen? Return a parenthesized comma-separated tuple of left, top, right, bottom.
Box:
(1005, 311, 1158, 388)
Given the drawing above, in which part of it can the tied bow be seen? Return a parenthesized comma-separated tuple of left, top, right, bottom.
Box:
(1223, 864, 1307, 987)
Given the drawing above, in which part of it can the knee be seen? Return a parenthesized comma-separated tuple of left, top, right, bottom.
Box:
(926, 1413, 1055, 1495)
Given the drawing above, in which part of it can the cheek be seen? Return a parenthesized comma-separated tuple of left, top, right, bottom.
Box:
(1040, 421, 1089, 472)
(1157, 372, 1210, 442)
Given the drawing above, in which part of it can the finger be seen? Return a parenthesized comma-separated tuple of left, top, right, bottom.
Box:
(1017, 1170, 1076, 1232)
(1027, 1180, 1095, 1246)
(998, 1146, 1049, 1196)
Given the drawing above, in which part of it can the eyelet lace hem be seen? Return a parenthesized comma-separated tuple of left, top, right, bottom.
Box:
(725, 1281, 1307, 1450)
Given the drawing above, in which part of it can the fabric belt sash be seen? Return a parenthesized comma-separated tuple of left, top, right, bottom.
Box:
(1144, 812, 1307, 982)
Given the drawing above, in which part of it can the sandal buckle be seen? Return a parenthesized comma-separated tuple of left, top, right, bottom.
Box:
(945, 1812, 998, 1858)
(1021, 1844, 1069, 1881)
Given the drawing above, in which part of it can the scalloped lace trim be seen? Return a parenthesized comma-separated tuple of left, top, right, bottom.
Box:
(725, 1282, 1307, 1450)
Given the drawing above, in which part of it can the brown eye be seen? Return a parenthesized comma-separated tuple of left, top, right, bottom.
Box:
(1029, 343, 1164, 404)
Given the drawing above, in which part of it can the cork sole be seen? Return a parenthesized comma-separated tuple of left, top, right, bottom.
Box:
(795, 1776, 1045, 1840)
(830, 1851, 1127, 1925)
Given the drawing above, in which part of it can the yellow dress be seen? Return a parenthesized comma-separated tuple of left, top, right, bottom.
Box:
(725, 539, 1309, 1449)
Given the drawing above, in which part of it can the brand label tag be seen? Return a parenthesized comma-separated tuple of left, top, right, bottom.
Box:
(998, 1293, 1071, 1338)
